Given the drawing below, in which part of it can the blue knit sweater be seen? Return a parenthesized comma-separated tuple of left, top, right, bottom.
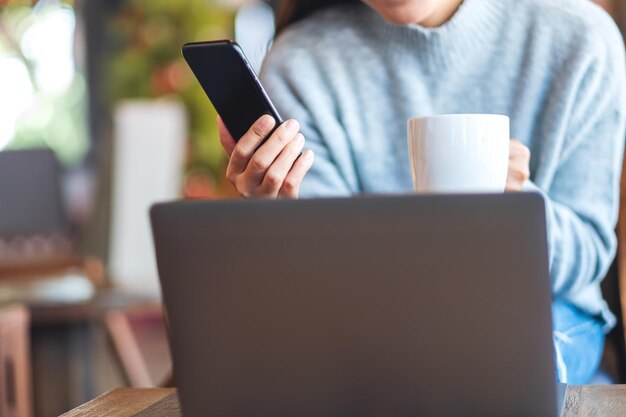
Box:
(260, 0, 626, 329)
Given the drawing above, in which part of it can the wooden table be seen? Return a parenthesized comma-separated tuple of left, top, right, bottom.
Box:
(62, 386, 626, 416)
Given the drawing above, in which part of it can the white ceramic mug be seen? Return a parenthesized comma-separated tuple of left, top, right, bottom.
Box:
(407, 114, 510, 193)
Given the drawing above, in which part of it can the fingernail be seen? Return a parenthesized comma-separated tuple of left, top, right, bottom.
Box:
(303, 149, 314, 160)
(284, 119, 299, 133)
(295, 133, 305, 146)
(259, 115, 274, 130)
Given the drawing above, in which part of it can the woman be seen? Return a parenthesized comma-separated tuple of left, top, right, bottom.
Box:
(218, 0, 626, 383)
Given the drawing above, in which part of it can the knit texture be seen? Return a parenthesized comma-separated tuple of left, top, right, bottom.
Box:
(260, 0, 626, 329)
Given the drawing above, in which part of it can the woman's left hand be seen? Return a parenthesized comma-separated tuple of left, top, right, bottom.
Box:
(506, 140, 531, 192)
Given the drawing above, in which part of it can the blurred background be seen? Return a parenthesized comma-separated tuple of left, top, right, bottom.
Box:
(0, 0, 622, 416)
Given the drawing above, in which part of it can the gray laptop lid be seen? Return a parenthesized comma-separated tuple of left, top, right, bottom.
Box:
(151, 194, 556, 417)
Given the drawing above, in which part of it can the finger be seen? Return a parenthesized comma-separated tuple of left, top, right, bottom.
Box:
(507, 140, 531, 181)
(505, 177, 525, 192)
(259, 133, 306, 197)
(279, 150, 315, 198)
(246, 119, 300, 176)
(510, 165, 531, 182)
(506, 166, 530, 193)
(504, 180, 518, 193)
(509, 140, 531, 160)
(217, 116, 236, 158)
(508, 155, 526, 169)
(228, 115, 276, 177)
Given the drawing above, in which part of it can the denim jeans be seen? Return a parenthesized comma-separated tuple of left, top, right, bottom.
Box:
(552, 299, 605, 384)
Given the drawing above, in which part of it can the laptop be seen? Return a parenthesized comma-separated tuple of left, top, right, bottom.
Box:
(151, 193, 565, 417)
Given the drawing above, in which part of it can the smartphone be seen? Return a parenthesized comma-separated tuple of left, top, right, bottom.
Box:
(182, 40, 283, 142)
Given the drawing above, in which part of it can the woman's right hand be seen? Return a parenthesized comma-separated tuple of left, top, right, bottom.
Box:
(218, 115, 315, 199)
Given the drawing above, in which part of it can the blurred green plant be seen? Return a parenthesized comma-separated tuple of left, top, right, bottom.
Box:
(108, 0, 234, 180)
(0, 0, 89, 166)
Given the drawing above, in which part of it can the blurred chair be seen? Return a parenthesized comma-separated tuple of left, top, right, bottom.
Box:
(0, 149, 106, 286)
(0, 305, 32, 417)
(600, 262, 626, 382)
(105, 304, 171, 388)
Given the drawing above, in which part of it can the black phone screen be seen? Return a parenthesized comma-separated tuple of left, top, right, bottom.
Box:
(183, 40, 282, 142)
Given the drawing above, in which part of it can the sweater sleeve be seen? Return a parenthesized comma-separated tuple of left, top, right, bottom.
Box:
(260, 42, 359, 198)
(525, 28, 626, 297)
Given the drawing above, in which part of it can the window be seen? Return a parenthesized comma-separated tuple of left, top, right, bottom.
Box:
(0, 0, 88, 166)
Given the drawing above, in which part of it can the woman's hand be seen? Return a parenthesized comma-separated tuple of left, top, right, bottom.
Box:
(218, 115, 315, 198)
(506, 139, 531, 192)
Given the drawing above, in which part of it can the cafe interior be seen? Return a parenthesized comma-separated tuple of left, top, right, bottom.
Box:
(1, 0, 626, 416)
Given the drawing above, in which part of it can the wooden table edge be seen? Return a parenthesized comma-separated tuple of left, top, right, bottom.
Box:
(64, 385, 626, 416)
(60, 388, 177, 417)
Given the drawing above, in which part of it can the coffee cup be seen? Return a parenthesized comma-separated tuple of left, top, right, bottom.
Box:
(407, 114, 510, 193)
